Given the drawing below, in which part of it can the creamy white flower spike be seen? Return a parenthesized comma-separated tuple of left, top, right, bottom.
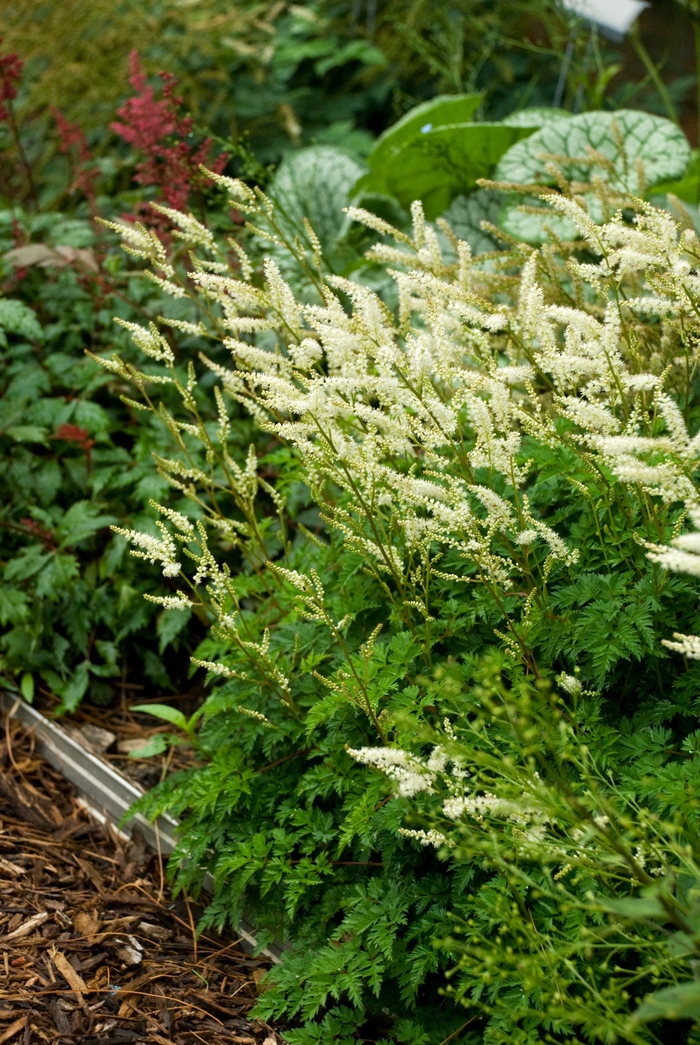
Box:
(102, 171, 700, 722)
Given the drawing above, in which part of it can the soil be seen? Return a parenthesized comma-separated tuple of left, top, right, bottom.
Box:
(0, 715, 279, 1045)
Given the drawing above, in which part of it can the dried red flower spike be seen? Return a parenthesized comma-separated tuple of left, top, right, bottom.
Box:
(19, 517, 56, 548)
(55, 424, 91, 444)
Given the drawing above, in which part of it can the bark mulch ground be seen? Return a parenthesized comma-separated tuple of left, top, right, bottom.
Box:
(0, 715, 278, 1045)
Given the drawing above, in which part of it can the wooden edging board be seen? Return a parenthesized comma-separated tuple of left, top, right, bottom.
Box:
(0, 690, 280, 962)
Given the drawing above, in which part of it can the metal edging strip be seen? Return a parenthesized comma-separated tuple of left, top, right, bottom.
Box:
(0, 691, 280, 962)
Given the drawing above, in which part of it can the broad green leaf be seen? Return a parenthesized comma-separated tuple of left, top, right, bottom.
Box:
(126, 734, 170, 758)
(600, 896, 666, 919)
(649, 150, 700, 205)
(362, 94, 483, 184)
(157, 605, 193, 654)
(380, 123, 535, 220)
(0, 298, 44, 342)
(667, 931, 695, 956)
(654, 179, 700, 206)
(130, 703, 188, 731)
(634, 980, 700, 1022)
(495, 109, 690, 194)
(354, 103, 563, 205)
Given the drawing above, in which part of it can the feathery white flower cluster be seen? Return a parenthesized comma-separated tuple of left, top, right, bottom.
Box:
(350, 741, 554, 848)
(112, 521, 182, 578)
(348, 745, 450, 798)
(648, 506, 700, 576)
(104, 167, 700, 704)
(143, 593, 192, 610)
(189, 190, 700, 590)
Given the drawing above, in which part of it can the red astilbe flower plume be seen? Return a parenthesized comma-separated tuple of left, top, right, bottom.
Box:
(111, 52, 226, 218)
(111, 51, 176, 155)
(0, 41, 22, 122)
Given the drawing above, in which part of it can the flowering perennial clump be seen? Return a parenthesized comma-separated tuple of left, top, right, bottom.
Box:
(103, 166, 700, 1044)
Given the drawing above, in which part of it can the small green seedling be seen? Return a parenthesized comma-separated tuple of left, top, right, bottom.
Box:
(128, 703, 204, 757)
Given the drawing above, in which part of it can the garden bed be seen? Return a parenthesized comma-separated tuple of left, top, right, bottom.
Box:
(0, 713, 277, 1045)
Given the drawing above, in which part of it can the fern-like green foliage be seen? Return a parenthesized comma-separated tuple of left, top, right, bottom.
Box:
(99, 121, 700, 1045)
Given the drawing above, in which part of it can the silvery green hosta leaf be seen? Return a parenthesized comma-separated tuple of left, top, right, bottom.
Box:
(264, 146, 367, 295)
(434, 115, 573, 255)
(497, 109, 690, 190)
(496, 110, 691, 245)
(439, 190, 505, 255)
(499, 200, 580, 245)
(501, 106, 571, 128)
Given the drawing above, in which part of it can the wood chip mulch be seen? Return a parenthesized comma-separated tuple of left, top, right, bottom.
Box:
(0, 716, 279, 1045)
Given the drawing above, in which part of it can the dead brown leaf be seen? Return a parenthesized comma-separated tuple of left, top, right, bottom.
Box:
(3, 243, 98, 273)
(73, 909, 101, 937)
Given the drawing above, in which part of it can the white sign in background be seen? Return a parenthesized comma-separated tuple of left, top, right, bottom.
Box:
(561, 0, 649, 41)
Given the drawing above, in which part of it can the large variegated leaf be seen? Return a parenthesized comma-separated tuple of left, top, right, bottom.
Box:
(496, 109, 690, 193)
(264, 146, 367, 293)
(501, 107, 571, 128)
(496, 110, 691, 244)
(439, 190, 504, 254)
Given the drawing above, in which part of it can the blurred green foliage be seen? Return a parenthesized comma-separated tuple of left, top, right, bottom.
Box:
(5, 0, 697, 211)
(0, 202, 260, 711)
